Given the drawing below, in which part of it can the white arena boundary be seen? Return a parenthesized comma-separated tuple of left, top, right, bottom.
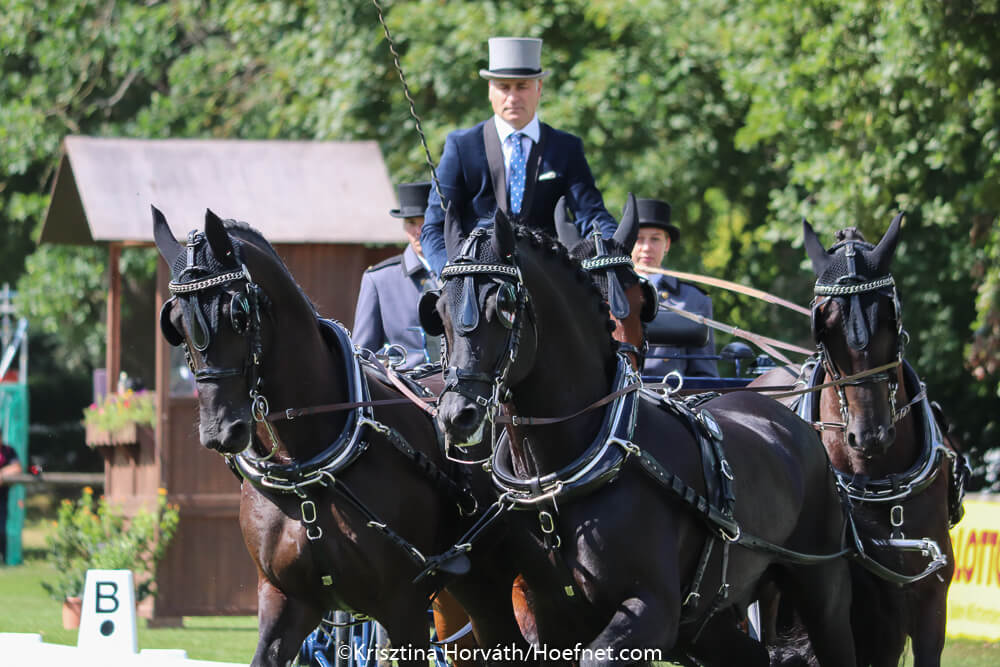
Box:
(0, 633, 245, 667)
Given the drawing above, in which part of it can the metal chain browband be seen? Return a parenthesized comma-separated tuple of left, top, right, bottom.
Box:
(168, 269, 247, 294)
(814, 275, 895, 297)
(581, 255, 634, 271)
(440, 263, 520, 279)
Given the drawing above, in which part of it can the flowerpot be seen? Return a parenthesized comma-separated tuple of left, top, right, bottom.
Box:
(86, 421, 139, 447)
(62, 596, 83, 630)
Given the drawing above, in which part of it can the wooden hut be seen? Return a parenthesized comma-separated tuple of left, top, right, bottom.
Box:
(39, 136, 403, 622)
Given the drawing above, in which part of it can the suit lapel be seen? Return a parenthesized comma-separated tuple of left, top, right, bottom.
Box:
(520, 124, 547, 220)
(483, 118, 508, 215)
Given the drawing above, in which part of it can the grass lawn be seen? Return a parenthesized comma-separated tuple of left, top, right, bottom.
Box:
(0, 559, 258, 663)
(6, 512, 999, 665)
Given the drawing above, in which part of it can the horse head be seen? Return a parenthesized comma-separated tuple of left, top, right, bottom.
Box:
(420, 205, 616, 459)
(153, 207, 324, 455)
(803, 213, 905, 458)
(556, 194, 657, 370)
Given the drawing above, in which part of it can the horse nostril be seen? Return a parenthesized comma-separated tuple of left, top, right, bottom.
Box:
(452, 405, 482, 432)
(224, 420, 251, 447)
(847, 431, 859, 450)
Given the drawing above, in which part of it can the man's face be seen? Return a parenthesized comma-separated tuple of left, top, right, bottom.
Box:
(488, 78, 543, 130)
(404, 217, 424, 256)
(633, 227, 671, 270)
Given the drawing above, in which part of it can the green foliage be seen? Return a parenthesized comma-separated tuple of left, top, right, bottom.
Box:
(41, 486, 180, 602)
(1, 0, 997, 473)
(82, 389, 155, 432)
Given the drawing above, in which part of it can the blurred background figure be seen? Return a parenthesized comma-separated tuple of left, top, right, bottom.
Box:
(353, 181, 440, 370)
(632, 197, 718, 378)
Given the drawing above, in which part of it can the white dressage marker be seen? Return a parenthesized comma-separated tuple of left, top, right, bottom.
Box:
(78, 569, 138, 654)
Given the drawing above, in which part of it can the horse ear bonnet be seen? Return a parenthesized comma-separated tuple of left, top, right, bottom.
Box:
(168, 219, 247, 348)
(568, 236, 641, 319)
(817, 238, 884, 351)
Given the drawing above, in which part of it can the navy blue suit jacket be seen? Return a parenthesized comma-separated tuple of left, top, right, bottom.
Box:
(422, 117, 617, 274)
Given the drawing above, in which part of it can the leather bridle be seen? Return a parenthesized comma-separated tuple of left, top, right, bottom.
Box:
(437, 230, 536, 456)
(161, 230, 280, 460)
(810, 239, 909, 431)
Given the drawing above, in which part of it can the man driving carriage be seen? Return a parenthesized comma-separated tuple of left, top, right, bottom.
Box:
(421, 36, 618, 275)
(632, 197, 718, 378)
(352, 181, 439, 370)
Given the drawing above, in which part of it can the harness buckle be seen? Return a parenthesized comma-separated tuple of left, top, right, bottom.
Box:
(538, 510, 556, 534)
(306, 525, 323, 541)
(890, 504, 904, 528)
(475, 394, 490, 407)
(285, 408, 296, 421)
(301, 499, 318, 524)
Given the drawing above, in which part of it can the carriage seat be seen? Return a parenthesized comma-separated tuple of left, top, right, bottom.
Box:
(646, 313, 710, 347)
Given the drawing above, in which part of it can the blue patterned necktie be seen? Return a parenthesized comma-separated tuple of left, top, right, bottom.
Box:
(508, 132, 526, 215)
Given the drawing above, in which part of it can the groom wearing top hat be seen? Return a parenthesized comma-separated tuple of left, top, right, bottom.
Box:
(421, 37, 617, 275)
(632, 198, 718, 378)
(353, 181, 439, 370)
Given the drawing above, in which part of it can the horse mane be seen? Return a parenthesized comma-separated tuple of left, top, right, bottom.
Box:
(509, 225, 619, 360)
(223, 219, 318, 317)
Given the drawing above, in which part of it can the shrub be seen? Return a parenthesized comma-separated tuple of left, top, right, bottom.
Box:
(41, 486, 179, 602)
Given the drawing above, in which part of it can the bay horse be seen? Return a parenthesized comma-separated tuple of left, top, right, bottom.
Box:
(752, 216, 967, 666)
(419, 208, 857, 666)
(153, 209, 528, 667)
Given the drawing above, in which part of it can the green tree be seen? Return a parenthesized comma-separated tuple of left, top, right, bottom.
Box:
(2, 0, 997, 476)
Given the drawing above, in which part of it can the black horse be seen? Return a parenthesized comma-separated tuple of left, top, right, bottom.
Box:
(419, 208, 857, 666)
(554, 194, 659, 371)
(752, 216, 967, 666)
(153, 209, 528, 667)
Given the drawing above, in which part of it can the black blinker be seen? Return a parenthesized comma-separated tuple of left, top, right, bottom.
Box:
(230, 292, 250, 335)
(496, 282, 517, 329)
(159, 298, 185, 347)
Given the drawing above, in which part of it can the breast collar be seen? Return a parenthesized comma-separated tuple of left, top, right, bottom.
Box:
(490, 354, 641, 506)
(796, 358, 948, 504)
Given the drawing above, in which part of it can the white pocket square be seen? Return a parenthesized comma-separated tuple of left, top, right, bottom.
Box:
(538, 170, 559, 181)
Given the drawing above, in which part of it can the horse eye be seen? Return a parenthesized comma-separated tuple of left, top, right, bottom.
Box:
(230, 293, 250, 335)
(495, 283, 517, 329)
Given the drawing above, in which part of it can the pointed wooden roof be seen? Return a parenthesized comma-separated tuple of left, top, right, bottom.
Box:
(40, 136, 406, 245)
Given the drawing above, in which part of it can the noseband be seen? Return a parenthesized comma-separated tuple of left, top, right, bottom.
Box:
(811, 240, 907, 430)
(437, 230, 535, 457)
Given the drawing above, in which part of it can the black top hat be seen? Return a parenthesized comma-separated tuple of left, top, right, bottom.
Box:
(390, 181, 432, 219)
(636, 198, 680, 242)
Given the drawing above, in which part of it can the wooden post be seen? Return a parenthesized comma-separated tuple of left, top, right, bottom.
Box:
(106, 242, 122, 394)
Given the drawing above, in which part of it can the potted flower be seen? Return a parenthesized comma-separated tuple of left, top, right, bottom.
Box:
(83, 389, 155, 447)
(42, 486, 180, 628)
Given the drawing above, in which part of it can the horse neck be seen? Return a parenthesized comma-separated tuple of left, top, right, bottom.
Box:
(508, 248, 617, 474)
(256, 269, 350, 461)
